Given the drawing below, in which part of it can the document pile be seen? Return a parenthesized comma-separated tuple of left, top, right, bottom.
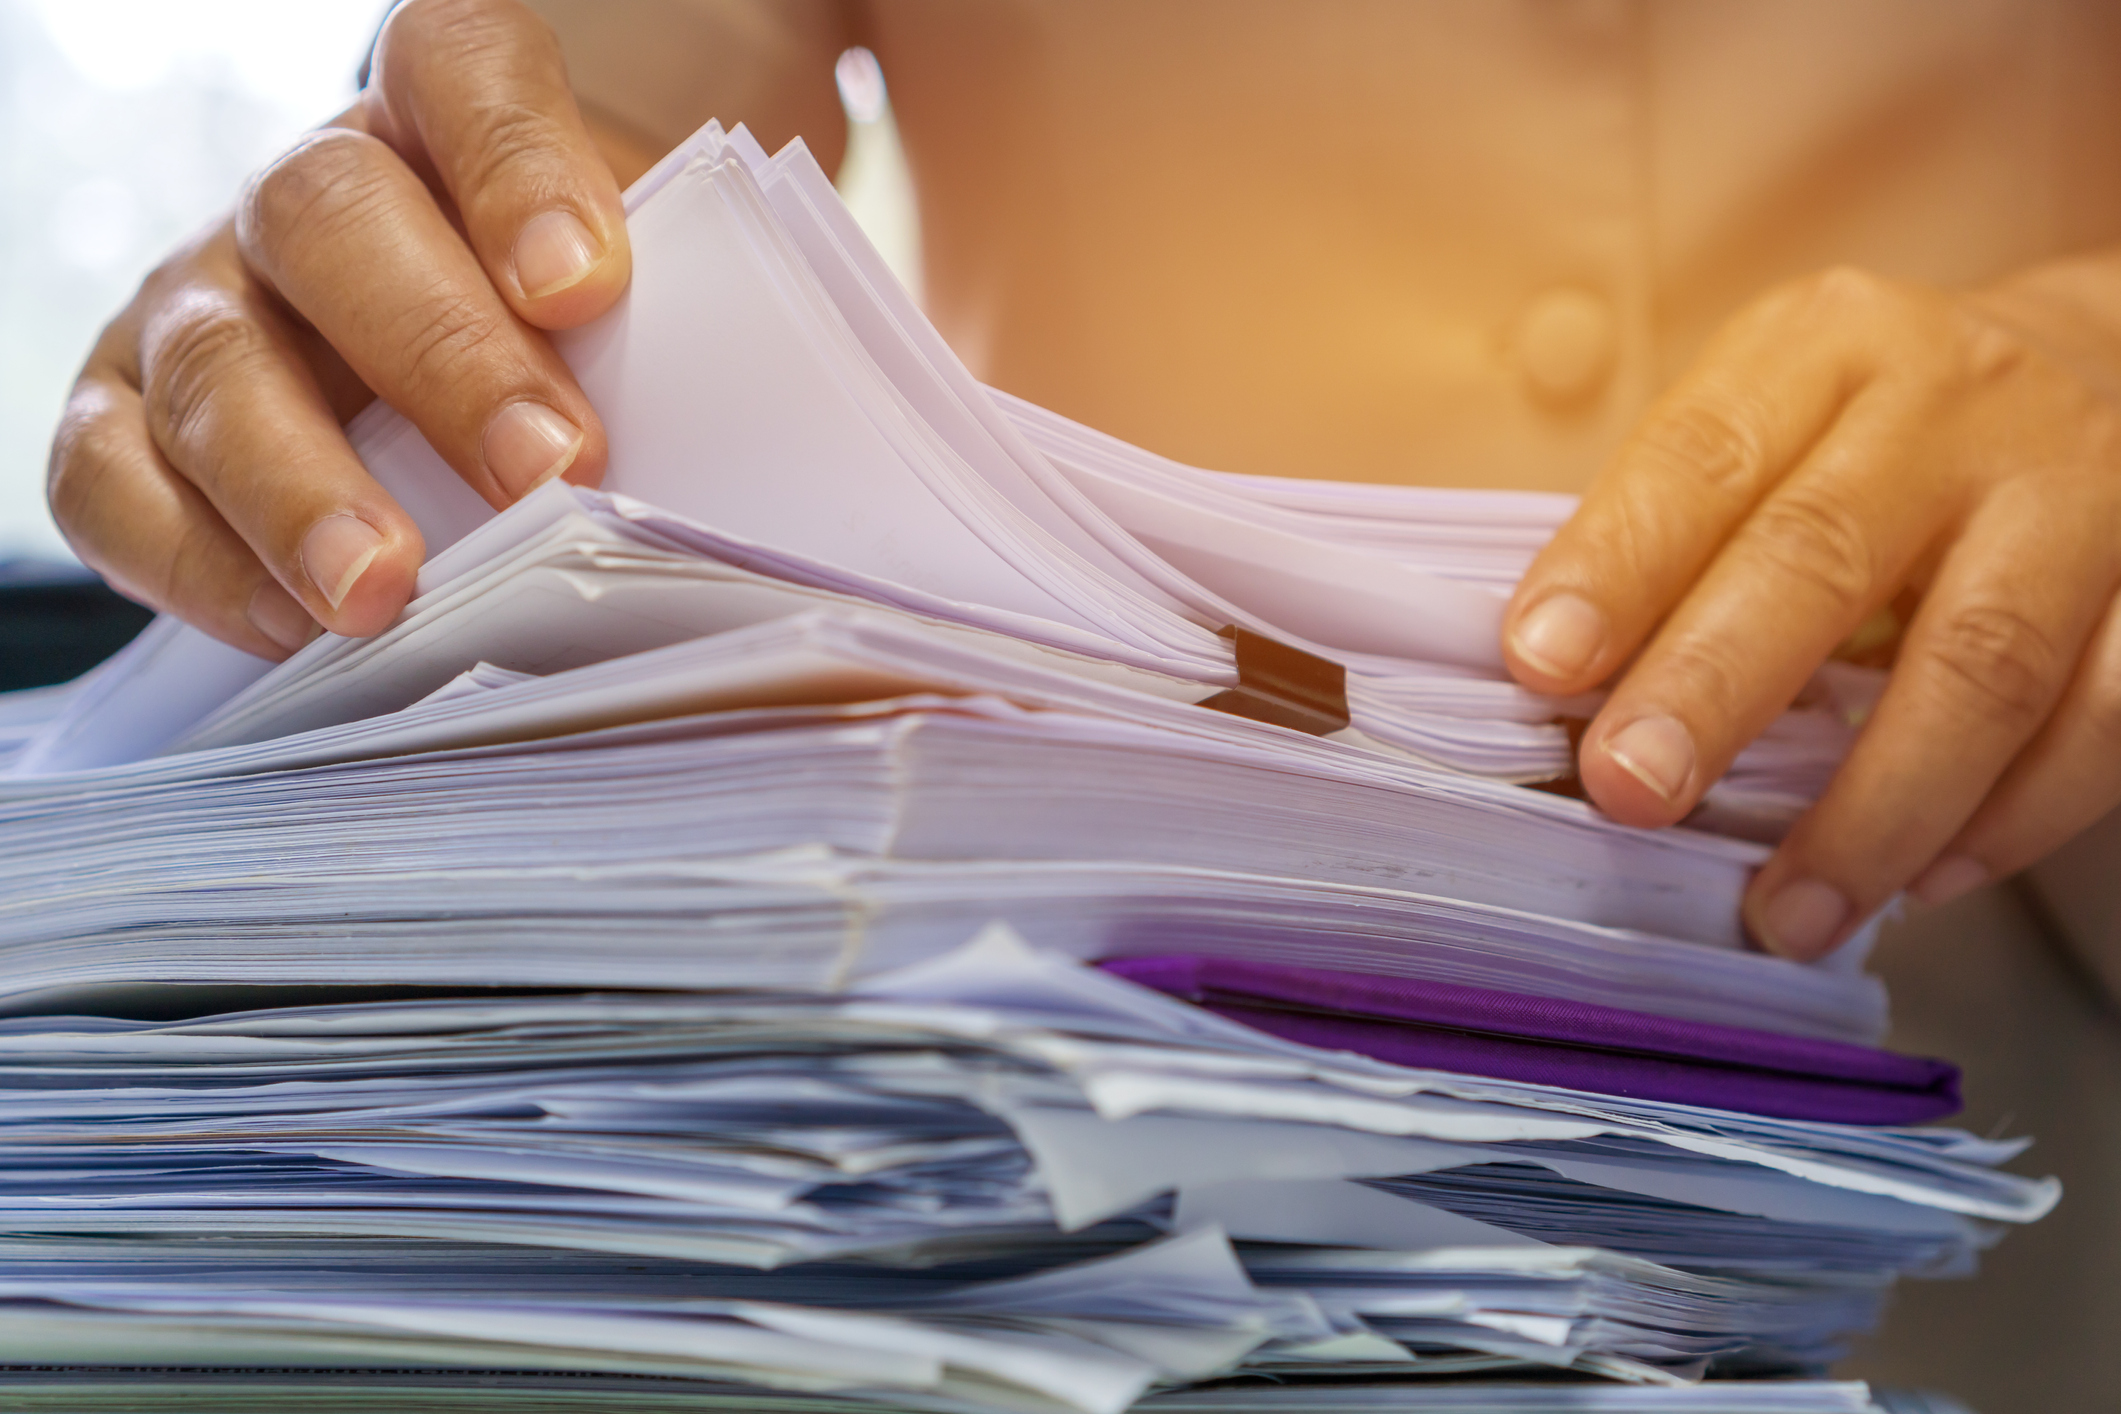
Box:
(0, 123, 2051, 1414)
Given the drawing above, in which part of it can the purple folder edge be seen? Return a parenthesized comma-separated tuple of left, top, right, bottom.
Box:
(1096, 954, 1960, 1127)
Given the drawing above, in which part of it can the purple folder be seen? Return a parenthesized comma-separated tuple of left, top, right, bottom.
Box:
(1097, 954, 1959, 1126)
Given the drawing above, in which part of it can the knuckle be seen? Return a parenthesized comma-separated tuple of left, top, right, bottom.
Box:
(380, 0, 461, 55)
(132, 227, 225, 310)
(140, 293, 279, 457)
(377, 0, 568, 203)
(1737, 489, 1877, 614)
(45, 383, 124, 534)
(240, 129, 398, 267)
(382, 0, 557, 91)
(1953, 314, 2033, 389)
(1642, 637, 1750, 726)
(1798, 264, 1895, 320)
(1627, 398, 1769, 502)
(44, 393, 164, 608)
(389, 0, 536, 48)
(457, 98, 567, 203)
(1766, 264, 1927, 354)
(390, 282, 511, 398)
(1923, 601, 2062, 731)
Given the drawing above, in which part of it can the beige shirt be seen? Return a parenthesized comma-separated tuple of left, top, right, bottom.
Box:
(528, 0, 2121, 494)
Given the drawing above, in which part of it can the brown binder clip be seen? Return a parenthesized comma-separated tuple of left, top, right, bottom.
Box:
(1199, 625, 1350, 736)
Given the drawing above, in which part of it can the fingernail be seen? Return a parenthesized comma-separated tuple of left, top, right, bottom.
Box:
(514, 209, 603, 299)
(1755, 878, 1852, 959)
(1911, 854, 1988, 907)
(1511, 592, 1606, 680)
(1602, 713, 1696, 802)
(483, 400, 584, 500)
(300, 514, 384, 611)
(246, 580, 319, 655)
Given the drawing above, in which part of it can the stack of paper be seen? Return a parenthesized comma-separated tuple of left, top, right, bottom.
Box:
(0, 122, 2046, 1414)
(0, 932, 2051, 1411)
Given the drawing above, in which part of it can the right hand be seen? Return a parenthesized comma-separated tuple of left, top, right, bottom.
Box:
(47, 0, 633, 658)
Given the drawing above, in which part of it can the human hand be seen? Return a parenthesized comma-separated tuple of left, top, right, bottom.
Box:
(1501, 265, 2121, 959)
(47, 0, 631, 658)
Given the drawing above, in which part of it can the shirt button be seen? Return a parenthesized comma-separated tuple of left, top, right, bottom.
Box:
(1513, 287, 1617, 405)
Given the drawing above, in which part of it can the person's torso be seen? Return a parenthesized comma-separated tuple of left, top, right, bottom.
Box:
(863, 0, 2121, 491)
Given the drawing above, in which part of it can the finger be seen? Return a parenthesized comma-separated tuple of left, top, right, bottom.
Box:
(1575, 384, 1961, 828)
(1503, 271, 1890, 695)
(1906, 590, 2121, 905)
(364, 0, 631, 329)
(49, 366, 318, 660)
(238, 128, 606, 506)
(1744, 477, 2121, 958)
(133, 237, 423, 638)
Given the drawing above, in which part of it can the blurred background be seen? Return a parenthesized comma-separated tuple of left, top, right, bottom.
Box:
(0, 0, 381, 562)
(0, 0, 914, 688)
(0, 0, 382, 684)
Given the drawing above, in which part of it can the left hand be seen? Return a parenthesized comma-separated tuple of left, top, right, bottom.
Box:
(1500, 264, 2121, 960)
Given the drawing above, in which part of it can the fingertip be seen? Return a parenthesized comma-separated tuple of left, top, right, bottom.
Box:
(560, 424, 608, 489)
(1745, 873, 1854, 961)
(1505, 590, 1609, 690)
(512, 207, 630, 329)
(298, 511, 421, 638)
(325, 546, 419, 638)
(1908, 853, 1988, 907)
(245, 580, 321, 659)
(483, 399, 587, 500)
(1579, 712, 1699, 828)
